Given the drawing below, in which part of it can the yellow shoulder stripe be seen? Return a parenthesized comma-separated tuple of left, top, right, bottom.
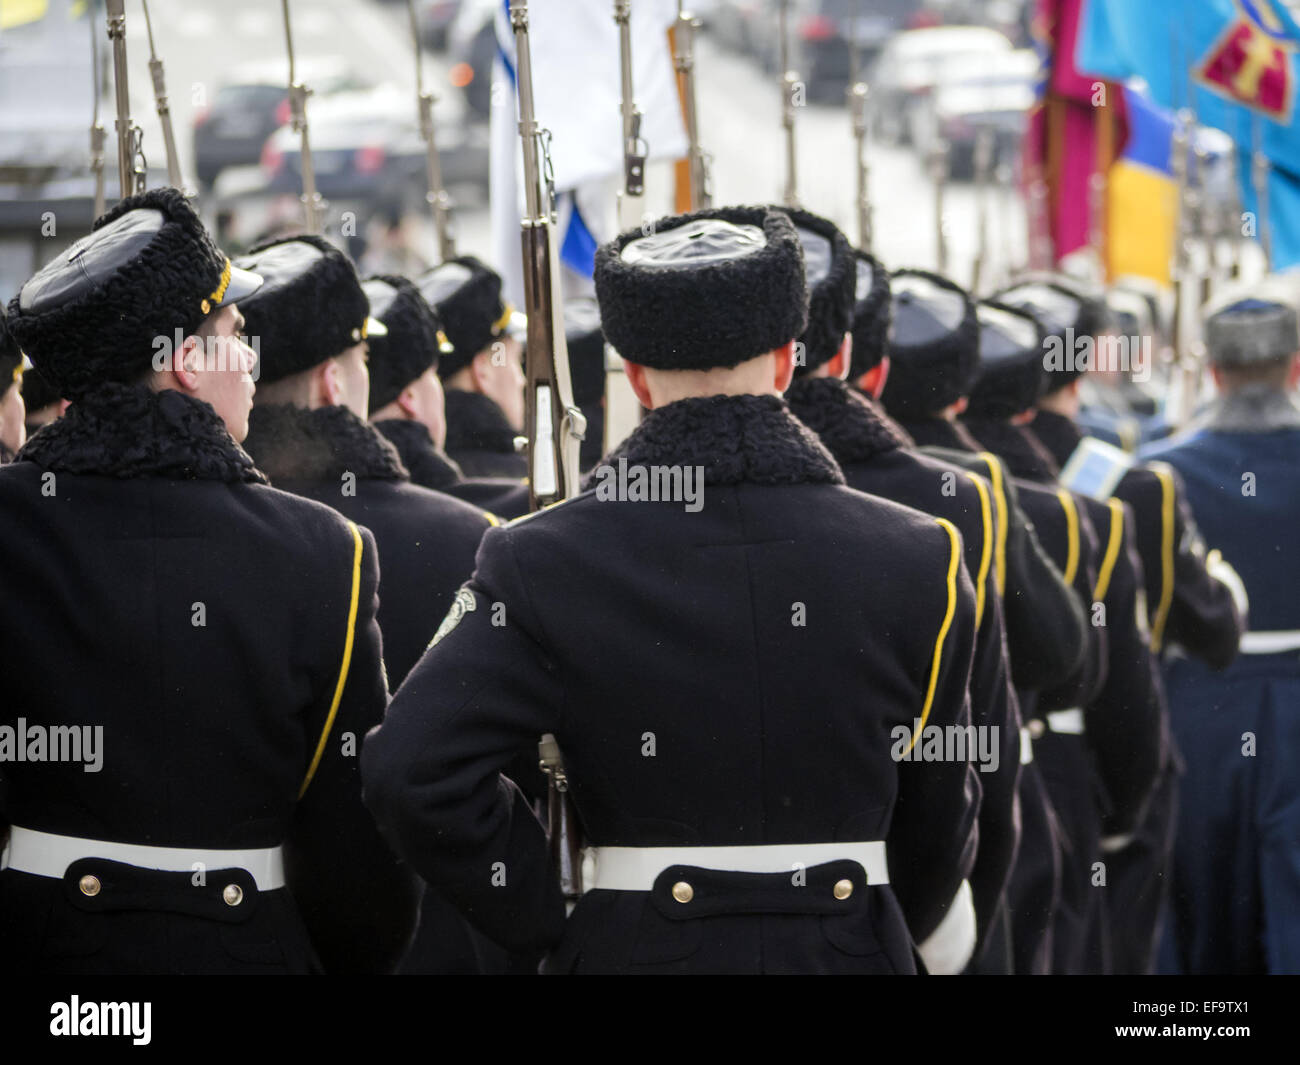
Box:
(976, 453, 1008, 598)
(962, 472, 994, 630)
(299, 521, 365, 798)
(907, 518, 962, 754)
(1150, 464, 1176, 652)
(1094, 498, 1126, 603)
(484, 511, 501, 527)
(1055, 489, 1080, 586)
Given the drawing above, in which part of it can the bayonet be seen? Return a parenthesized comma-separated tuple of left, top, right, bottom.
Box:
(779, 0, 798, 207)
(847, 37, 872, 251)
(89, 5, 106, 216)
(281, 0, 324, 234)
(406, 0, 456, 259)
(105, 0, 145, 199)
(142, 0, 184, 191)
(673, 1, 710, 209)
(607, 1, 645, 452)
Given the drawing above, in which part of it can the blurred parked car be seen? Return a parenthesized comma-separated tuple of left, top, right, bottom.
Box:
(793, 0, 927, 103)
(260, 82, 489, 210)
(915, 48, 1039, 179)
(193, 59, 373, 189)
(416, 0, 464, 50)
(870, 25, 1014, 147)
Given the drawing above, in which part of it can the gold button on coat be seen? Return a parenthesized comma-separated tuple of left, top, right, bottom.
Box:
(833, 879, 854, 900)
(222, 883, 244, 906)
(1028, 719, 1046, 740)
(671, 881, 694, 904)
(79, 874, 101, 897)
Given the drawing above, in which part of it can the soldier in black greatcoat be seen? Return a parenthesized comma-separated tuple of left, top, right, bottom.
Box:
(997, 274, 1244, 975)
(777, 209, 1020, 973)
(232, 237, 532, 976)
(363, 206, 983, 974)
(235, 237, 497, 690)
(959, 297, 1167, 973)
(417, 257, 529, 480)
(0, 188, 413, 974)
(877, 272, 1084, 972)
(363, 274, 529, 520)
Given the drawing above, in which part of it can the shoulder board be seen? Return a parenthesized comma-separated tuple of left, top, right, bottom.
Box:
(1059, 436, 1134, 501)
(503, 492, 589, 528)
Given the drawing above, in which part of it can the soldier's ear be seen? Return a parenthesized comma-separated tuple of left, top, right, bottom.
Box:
(319, 358, 345, 408)
(173, 336, 203, 391)
(825, 335, 852, 381)
(772, 340, 796, 393)
(859, 356, 890, 400)
(624, 360, 654, 411)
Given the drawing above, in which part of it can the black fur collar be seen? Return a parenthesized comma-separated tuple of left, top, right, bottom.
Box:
(443, 389, 519, 456)
(17, 383, 267, 483)
(373, 418, 464, 491)
(243, 404, 408, 484)
(962, 417, 1060, 483)
(1029, 409, 1081, 469)
(897, 414, 984, 454)
(785, 376, 913, 465)
(597, 393, 845, 487)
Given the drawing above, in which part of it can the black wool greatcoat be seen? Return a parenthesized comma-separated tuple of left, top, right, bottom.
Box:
(0, 385, 413, 974)
(373, 417, 530, 521)
(442, 388, 529, 480)
(363, 393, 983, 975)
(786, 377, 1020, 969)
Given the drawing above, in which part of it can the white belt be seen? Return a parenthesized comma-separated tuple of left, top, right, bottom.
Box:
(1, 827, 286, 891)
(1020, 727, 1035, 765)
(1240, 630, 1300, 655)
(1046, 708, 1086, 735)
(580, 841, 889, 893)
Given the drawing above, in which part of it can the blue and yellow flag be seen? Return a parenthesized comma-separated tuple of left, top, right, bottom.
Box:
(1107, 86, 1179, 284)
(1079, 0, 1300, 267)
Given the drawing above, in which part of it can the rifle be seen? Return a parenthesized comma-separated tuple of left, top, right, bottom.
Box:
(970, 128, 994, 294)
(281, 0, 324, 234)
(606, 1, 646, 452)
(847, 38, 872, 252)
(1251, 115, 1273, 271)
(929, 137, 949, 274)
(89, 6, 106, 217)
(1168, 108, 1206, 425)
(406, 0, 456, 259)
(673, 1, 710, 209)
(510, 0, 588, 902)
(779, 0, 798, 207)
(104, 0, 145, 199)
(142, 0, 183, 191)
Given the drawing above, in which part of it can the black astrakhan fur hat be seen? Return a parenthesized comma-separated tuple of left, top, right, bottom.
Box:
(993, 273, 1113, 392)
(417, 256, 512, 380)
(594, 205, 808, 371)
(564, 297, 606, 404)
(966, 299, 1048, 419)
(235, 235, 380, 385)
(6, 187, 260, 400)
(363, 275, 448, 414)
(778, 207, 855, 377)
(848, 250, 892, 379)
(879, 268, 979, 420)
